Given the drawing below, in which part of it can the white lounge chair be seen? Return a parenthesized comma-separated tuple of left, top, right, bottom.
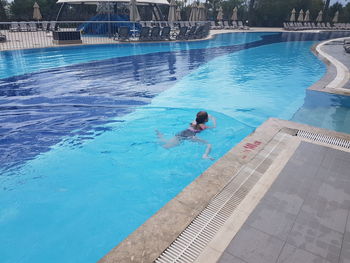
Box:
(29, 22, 38, 31)
(237, 21, 249, 30)
(9, 22, 19, 32)
(223, 21, 231, 29)
(231, 21, 238, 29)
(19, 22, 29, 32)
(0, 33, 6, 42)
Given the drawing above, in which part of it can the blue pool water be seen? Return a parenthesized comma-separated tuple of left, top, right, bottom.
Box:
(1, 31, 350, 262)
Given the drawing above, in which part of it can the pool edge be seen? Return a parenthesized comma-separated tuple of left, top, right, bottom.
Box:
(310, 37, 350, 96)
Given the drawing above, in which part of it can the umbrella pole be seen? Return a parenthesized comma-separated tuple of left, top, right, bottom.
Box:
(55, 3, 65, 23)
(155, 4, 165, 21)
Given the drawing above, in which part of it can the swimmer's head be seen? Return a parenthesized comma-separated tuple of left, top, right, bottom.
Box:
(196, 111, 208, 124)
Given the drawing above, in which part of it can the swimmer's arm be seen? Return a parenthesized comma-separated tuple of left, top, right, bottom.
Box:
(202, 144, 213, 160)
(205, 115, 216, 129)
(190, 137, 214, 160)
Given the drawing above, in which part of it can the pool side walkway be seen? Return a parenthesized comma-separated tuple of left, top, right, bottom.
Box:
(310, 38, 350, 95)
(201, 121, 350, 263)
(97, 34, 350, 263)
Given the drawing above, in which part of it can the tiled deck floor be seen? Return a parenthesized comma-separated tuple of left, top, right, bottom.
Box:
(219, 142, 350, 263)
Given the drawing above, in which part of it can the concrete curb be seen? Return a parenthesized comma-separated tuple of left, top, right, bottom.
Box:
(313, 37, 350, 95)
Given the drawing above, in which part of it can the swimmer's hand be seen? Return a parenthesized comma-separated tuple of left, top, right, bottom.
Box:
(208, 114, 217, 128)
(202, 154, 215, 160)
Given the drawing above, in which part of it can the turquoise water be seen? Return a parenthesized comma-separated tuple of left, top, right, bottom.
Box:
(1, 32, 348, 262)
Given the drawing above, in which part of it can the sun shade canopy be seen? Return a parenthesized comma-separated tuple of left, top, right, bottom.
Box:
(57, 0, 169, 5)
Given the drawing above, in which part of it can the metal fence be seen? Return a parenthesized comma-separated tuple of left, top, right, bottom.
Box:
(0, 21, 209, 51)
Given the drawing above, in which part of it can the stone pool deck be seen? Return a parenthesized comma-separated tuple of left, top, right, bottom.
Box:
(206, 124, 350, 263)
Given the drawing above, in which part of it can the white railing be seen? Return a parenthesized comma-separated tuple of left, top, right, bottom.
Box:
(0, 21, 210, 51)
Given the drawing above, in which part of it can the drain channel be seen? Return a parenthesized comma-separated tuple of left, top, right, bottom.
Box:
(155, 134, 286, 263)
(296, 130, 350, 148)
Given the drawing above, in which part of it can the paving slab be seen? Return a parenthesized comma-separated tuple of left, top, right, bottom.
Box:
(219, 141, 350, 263)
(277, 243, 332, 263)
(222, 225, 285, 263)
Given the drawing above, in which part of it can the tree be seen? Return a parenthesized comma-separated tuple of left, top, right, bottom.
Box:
(250, 0, 324, 27)
(341, 2, 350, 22)
(328, 2, 343, 21)
(10, 0, 60, 21)
(206, 0, 223, 20)
(323, 0, 332, 21)
(10, 0, 33, 20)
(221, 0, 246, 21)
(248, 0, 256, 25)
(0, 0, 8, 21)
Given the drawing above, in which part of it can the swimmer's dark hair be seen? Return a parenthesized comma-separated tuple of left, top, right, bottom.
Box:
(191, 111, 208, 130)
(196, 111, 208, 124)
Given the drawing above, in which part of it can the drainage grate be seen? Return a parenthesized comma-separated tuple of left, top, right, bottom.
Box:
(155, 134, 286, 263)
(296, 130, 350, 149)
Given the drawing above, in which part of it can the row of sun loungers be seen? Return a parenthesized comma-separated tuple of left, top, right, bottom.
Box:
(0, 33, 6, 42)
(284, 22, 350, 31)
(115, 24, 210, 42)
(139, 21, 203, 29)
(9, 21, 57, 32)
(175, 24, 210, 40)
(211, 21, 249, 30)
(334, 23, 350, 30)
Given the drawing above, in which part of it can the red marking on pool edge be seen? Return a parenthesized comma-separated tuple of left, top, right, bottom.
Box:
(241, 141, 262, 159)
(243, 141, 262, 150)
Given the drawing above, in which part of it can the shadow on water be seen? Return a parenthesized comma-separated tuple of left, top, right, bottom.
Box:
(1, 31, 350, 171)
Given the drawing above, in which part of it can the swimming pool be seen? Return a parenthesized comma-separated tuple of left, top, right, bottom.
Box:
(1, 31, 350, 263)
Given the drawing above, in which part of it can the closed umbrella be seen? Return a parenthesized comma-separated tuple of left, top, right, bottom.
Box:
(198, 3, 205, 21)
(152, 7, 159, 21)
(216, 6, 223, 21)
(290, 8, 296, 22)
(332, 11, 339, 23)
(231, 7, 238, 21)
(189, 2, 198, 21)
(304, 10, 310, 22)
(297, 9, 304, 22)
(176, 6, 181, 21)
(316, 10, 323, 22)
(168, 0, 177, 22)
(33, 2, 42, 21)
(129, 0, 140, 21)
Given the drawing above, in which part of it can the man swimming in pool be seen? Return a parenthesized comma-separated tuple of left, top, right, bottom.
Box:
(156, 111, 217, 160)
